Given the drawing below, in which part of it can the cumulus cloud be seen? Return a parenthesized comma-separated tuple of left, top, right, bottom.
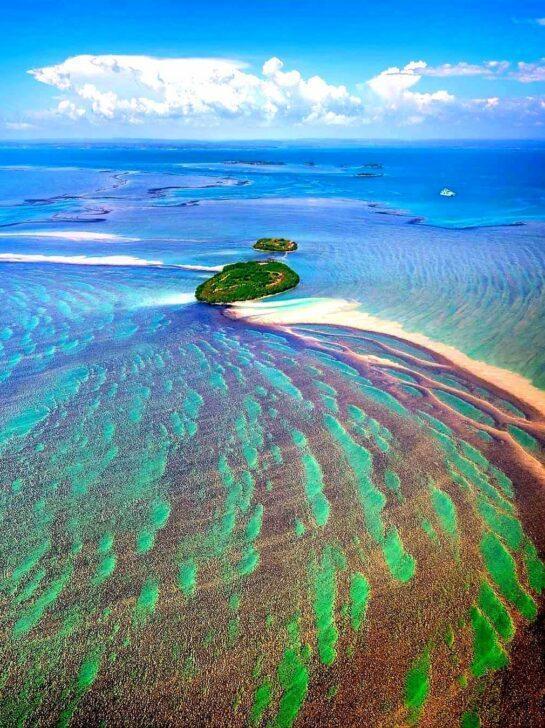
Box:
(24, 53, 545, 131)
(365, 61, 455, 115)
(28, 54, 362, 126)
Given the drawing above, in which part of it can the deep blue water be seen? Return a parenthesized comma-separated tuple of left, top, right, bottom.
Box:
(1, 140, 544, 227)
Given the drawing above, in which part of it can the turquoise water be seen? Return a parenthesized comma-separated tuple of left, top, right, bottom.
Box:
(1, 141, 544, 386)
(0, 142, 544, 725)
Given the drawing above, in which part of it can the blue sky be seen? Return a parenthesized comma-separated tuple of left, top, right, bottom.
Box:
(2, 0, 545, 138)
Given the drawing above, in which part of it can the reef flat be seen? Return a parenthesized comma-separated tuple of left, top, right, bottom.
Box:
(1, 143, 545, 727)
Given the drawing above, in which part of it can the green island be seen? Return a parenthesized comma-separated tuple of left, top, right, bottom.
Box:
(195, 260, 300, 303)
(253, 237, 298, 252)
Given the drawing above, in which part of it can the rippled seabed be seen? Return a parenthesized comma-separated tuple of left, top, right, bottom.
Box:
(1, 148, 545, 727)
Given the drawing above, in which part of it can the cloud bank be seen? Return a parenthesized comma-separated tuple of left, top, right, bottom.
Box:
(29, 54, 362, 126)
(23, 53, 545, 132)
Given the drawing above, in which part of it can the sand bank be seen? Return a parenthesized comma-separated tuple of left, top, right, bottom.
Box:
(227, 296, 545, 419)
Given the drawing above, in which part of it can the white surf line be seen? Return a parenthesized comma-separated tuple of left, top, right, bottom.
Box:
(0, 253, 163, 267)
(0, 231, 138, 242)
(226, 296, 545, 419)
(0, 254, 227, 271)
(173, 263, 224, 272)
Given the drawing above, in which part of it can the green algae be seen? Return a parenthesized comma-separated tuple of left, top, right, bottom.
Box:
(301, 452, 330, 527)
(94, 553, 116, 584)
(417, 410, 453, 436)
(430, 485, 458, 537)
(170, 411, 185, 437)
(294, 518, 306, 537)
(384, 469, 403, 502)
(250, 679, 272, 725)
(6, 539, 51, 592)
(178, 559, 197, 597)
(323, 414, 385, 542)
(449, 451, 513, 513)
(359, 383, 407, 416)
(272, 616, 310, 728)
(404, 650, 430, 721)
(291, 429, 308, 449)
(150, 499, 171, 529)
(313, 547, 339, 666)
(461, 709, 480, 728)
(480, 532, 536, 620)
(134, 577, 159, 622)
(460, 440, 489, 470)
(136, 529, 155, 554)
(507, 424, 539, 452)
(401, 384, 423, 398)
(523, 541, 545, 594)
(488, 466, 514, 499)
(349, 572, 370, 631)
(237, 544, 260, 577)
(433, 390, 495, 426)
(245, 503, 264, 541)
(469, 605, 508, 677)
(421, 518, 438, 544)
(382, 527, 416, 582)
(255, 362, 303, 400)
(314, 381, 337, 397)
(271, 444, 283, 464)
(13, 563, 73, 637)
(478, 582, 514, 641)
(477, 498, 522, 551)
(77, 653, 101, 691)
(97, 532, 114, 555)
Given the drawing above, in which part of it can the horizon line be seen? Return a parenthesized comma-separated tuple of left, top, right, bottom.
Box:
(1, 136, 545, 144)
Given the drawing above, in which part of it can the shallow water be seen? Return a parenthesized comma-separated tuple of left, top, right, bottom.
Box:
(1, 142, 545, 727)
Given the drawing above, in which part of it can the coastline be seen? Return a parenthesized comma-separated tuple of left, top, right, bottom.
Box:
(226, 296, 545, 420)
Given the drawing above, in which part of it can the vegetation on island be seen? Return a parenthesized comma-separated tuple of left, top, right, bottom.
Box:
(195, 260, 299, 303)
(253, 237, 298, 252)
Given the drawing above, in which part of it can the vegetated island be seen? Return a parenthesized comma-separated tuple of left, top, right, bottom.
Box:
(253, 237, 298, 252)
(195, 260, 299, 303)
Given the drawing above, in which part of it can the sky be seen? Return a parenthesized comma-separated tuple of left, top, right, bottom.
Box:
(2, 0, 545, 139)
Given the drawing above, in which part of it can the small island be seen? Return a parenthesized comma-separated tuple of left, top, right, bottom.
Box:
(253, 237, 298, 252)
(195, 260, 299, 303)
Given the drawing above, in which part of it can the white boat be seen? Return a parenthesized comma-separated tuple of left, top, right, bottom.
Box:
(440, 187, 456, 197)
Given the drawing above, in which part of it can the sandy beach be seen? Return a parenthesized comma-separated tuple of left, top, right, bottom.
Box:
(227, 296, 545, 420)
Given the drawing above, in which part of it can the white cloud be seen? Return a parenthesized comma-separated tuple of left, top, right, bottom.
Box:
(23, 53, 545, 132)
(365, 61, 455, 119)
(512, 59, 545, 82)
(28, 54, 362, 126)
(420, 61, 510, 77)
(4, 121, 35, 130)
(536, 18, 545, 26)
